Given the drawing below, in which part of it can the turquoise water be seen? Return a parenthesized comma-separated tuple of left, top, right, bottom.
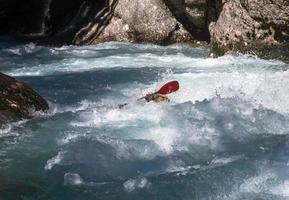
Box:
(1, 41, 289, 199)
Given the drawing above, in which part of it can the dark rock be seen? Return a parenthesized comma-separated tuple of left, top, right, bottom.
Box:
(209, 0, 289, 61)
(185, 0, 207, 6)
(0, 0, 51, 35)
(0, 0, 210, 45)
(164, 0, 209, 42)
(185, 7, 206, 28)
(49, 0, 107, 44)
(0, 73, 49, 124)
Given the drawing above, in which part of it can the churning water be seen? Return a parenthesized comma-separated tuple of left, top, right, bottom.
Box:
(1, 41, 289, 199)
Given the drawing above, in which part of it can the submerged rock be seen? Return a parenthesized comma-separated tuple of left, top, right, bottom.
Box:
(209, 0, 289, 61)
(0, 73, 49, 124)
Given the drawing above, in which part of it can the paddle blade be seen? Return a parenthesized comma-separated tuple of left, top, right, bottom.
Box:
(157, 81, 179, 95)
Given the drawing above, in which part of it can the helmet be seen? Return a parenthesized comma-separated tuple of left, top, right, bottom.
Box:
(153, 95, 169, 103)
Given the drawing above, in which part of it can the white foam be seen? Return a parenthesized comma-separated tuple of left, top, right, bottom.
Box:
(0, 124, 13, 136)
(64, 173, 84, 186)
(123, 177, 150, 192)
(45, 151, 65, 170)
(239, 170, 275, 194)
(227, 168, 289, 198)
(70, 100, 182, 153)
(144, 126, 178, 153)
(6, 53, 197, 76)
(5, 43, 285, 77)
(167, 69, 289, 114)
(57, 132, 83, 146)
(271, 180, 289, 197)
(216, 169, 277, 200)
(6, 43, 287, 168)
(46, 100, 101, 117)
(4, 42, 37, 56)
(0, 120, 27, 138)
(71, 102, 164, 128)
(211, 155, 244, 165)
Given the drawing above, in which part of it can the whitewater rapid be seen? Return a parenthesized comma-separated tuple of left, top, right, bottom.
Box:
(1, 41, 289, 199)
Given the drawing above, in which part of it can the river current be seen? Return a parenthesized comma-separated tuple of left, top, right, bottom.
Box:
(1, 41, 289, 199)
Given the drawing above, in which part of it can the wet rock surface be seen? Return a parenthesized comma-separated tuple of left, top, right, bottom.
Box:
(0, 0, 209, 44)
(209, 0, 289, 61)
(72, 0, 197, 45)
(0, 73, 49, 124)
(165, 0, 210, 41)
(0, 0, 288, 60)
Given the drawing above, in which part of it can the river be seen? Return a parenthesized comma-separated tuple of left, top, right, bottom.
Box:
(1, 41, 289, 199)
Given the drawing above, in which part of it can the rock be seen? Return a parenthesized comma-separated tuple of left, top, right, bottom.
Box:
(73, 0, 195, 45)
(209, 0, 289, 61)
(50, 0, 106, 43)
(164, 0, 209, 41)
(185, 6, 206, 29)
(1, 0, 288, 62)
(0, 73, 49, 124)
(0, 0, 210, 45)
(0, 0, 51, 35)
(185, 0, 206, 7)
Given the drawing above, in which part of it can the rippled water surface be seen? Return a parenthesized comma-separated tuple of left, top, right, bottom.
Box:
(1, 41, 289, 200)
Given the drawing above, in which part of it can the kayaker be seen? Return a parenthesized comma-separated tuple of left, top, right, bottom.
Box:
(117, 93, 169, 109)
(117, 80, 179, 109)
(144, 93, 170, 103)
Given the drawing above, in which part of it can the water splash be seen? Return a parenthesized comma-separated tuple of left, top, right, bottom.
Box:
(1, 42, 289, 199)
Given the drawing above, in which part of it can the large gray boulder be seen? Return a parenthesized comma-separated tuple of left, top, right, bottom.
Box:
(0, 73, 49, 125)
(209, 0, 289, 61)
(73, 0, 195, 45)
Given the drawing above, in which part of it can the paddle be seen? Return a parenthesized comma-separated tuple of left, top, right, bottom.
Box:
(156, 80, 179, 95)
(118, 81, 179, 108)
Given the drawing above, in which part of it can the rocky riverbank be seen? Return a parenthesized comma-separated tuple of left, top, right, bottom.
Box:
(0, 0, 288, 60)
